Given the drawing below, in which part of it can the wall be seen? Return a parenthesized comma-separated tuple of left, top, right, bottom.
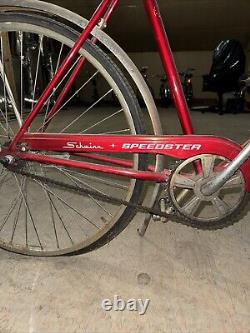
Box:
(245, 52, 250, 103)
(128, 50, 250, 100)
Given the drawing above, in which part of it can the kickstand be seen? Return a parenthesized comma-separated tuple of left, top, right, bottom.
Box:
(137, 213, 152, 237)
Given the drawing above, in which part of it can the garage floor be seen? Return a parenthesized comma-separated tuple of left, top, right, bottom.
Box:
(0, 107, 249, 333)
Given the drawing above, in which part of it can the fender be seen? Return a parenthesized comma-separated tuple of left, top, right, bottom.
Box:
(0, 0, 162, 136)
(0, 0, 164, 221)
(0, 0, 165, 221)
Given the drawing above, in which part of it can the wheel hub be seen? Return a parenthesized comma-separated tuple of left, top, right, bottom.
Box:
(193, 175, 220, 201)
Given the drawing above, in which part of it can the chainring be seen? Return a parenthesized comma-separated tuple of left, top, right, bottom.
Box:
(166, 154, 248, 230)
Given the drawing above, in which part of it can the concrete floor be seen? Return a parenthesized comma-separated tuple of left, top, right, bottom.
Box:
(0, 108, 250, 333)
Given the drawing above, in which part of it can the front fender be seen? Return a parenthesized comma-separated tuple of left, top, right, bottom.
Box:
(0, 0, 162, 136)
(0, 0, 164, 219)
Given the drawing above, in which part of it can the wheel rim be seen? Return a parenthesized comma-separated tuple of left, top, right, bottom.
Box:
(0, 18, 143, 255)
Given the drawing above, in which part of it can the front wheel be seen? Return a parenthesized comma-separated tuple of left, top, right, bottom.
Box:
(0, 13, 147, 256)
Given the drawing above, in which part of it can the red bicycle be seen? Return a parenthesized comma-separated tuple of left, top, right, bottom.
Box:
(0, 0, 248, 256)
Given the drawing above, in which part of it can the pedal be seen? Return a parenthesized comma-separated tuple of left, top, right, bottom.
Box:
(160, 198, 168, 223)
(152, 197, 174, 223)
(137, 198, 170, 236)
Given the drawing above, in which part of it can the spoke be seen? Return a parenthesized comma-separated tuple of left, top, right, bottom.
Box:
(48, 191, 60, 249)
(36, 164, 80, 242)
(222, 174, 242, 189)
(212, 196, 230, 217)
(0, 189, 21, 232)
(174, 174, 196, 189)
(37, 164, 59, 248)
(13, 174, 43, 249)
(59, 70, 99, 111)
(102, 129, 130, 135)
(31, 35, 43, 111)
(35, 55, 82, 130)
(34, 163, 95, 235)
(60, 88, 113, 133)
(42, 43, 64, 128)
(182, 195, 201, 216)
(47, 193, 74, 246)
(39, 165, 78, 245)
(19, 31, 24, 122)
(59, 168, 113, 218)
(0, 117, 10, 139)
(24, 181, 28, 248)
(0, 170, 11, 189)
(81, 109, 123, 134)
(33, 179, 100, 230)
(0, 133, 12, 138)
(0, 51, 19, 133)
(89, 196, 113, 218)
(47, 55, 82, 102)
(10, 193, 23, 244)
(0, 109, 15, 137)
(0, 32, 22, 128)
(0, 36, 16, 138)
(52, 167, 128, 190)
(0, 117, 12, 136)
(56, 166, 114, 198)
(0, 35, 9, 134)
(49, 57, 82, 99)
(0, 174, 25, 233)
(10, 176, 27, 244)
(35, 55, 82, 132)
(55, 43, 64, 72)
(201, 155, 216, 179)
(40, 70, 99, 129)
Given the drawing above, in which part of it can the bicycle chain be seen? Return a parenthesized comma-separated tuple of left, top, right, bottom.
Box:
(11, 166, 175, 221)
(8, 158, 246, 230)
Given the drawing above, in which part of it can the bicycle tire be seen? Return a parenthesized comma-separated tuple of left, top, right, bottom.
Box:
(0, 13, 147, 256)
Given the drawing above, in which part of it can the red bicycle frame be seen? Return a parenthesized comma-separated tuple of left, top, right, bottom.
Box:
(3, 0, 250, 191)
(9, 0, 192, 147)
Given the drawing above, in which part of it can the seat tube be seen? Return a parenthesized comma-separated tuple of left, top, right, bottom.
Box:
(144, 0, 194, 135)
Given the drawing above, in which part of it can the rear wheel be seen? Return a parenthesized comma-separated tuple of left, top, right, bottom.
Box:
(0, 13, 147, 256)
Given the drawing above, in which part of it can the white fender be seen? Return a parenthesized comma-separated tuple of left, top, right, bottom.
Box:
(0, 0, 164, 222)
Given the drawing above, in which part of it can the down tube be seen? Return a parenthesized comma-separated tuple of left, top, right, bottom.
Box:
(144, 0, 194, 134)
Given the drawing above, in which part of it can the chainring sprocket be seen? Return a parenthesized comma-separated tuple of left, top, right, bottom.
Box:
(166, 154, 248, 230)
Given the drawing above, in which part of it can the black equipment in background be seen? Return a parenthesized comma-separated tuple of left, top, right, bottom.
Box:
(203, 39, 246, 114)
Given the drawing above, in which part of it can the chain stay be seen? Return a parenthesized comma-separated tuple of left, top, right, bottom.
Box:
(7, 158, 244, 230)
(14, 167, 174, 220)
